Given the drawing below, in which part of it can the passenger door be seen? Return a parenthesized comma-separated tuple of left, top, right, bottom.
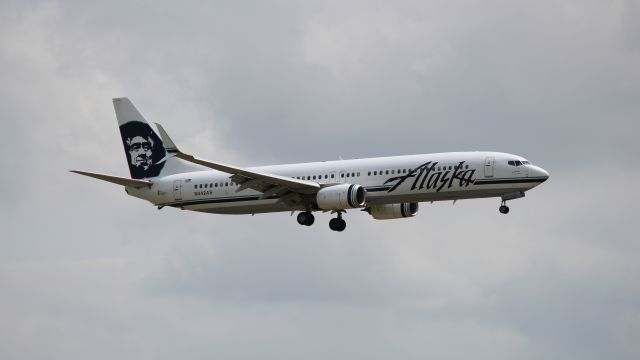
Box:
(484, 157, 494, 178)
(173, 180, 182, 201)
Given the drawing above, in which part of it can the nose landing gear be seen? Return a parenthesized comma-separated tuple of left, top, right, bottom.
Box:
(499, 191, 524, 214)
(499, 200, 510, 214)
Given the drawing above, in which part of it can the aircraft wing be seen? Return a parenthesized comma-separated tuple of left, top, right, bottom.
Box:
(155, 123, 320, 196)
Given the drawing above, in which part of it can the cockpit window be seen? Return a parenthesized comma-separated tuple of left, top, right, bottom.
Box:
(508, 160, 528, 166)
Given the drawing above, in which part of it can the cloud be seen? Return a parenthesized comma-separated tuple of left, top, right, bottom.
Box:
(0, 1, 639, 359)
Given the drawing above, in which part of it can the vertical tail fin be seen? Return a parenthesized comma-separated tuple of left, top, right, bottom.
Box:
(114, 98, 167, 179)
(113, 98, 207, 179)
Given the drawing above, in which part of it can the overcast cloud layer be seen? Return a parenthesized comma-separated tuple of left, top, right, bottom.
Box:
(1, 1, 639, 359)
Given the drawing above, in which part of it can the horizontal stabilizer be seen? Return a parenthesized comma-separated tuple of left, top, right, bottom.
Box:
(70, 170, 153, 188)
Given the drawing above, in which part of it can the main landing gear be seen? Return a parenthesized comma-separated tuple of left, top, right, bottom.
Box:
(297, 211, 315, 226)
(499, 200, 510, 214)
(296, 211, 347, 232)
(329, 212, 347, 232)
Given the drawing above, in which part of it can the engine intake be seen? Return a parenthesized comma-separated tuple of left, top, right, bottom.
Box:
(316, 184, 366, 210)
(369, 202, 419, 220)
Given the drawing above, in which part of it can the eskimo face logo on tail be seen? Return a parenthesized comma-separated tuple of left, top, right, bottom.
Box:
(384, 161, 476, 193)
(119, 121, 166, 179)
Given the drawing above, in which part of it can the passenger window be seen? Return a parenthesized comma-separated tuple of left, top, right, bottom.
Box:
(357, 172, 360, 176)
(465, 165, 469, 169)
(331, 174, 334, 178)
(351, 172, 355, 177)
(368, 171, 371, 176)
(225, 182, 228, 186)
(346, 173, 350, 178)
(341, 173, 344, 178)
(385, 170, 389, 175)
(391, 170, 394, 174)
(313, 175, 316, 180)
(374, 171, 377, 175)
(325, 175, 328, 179)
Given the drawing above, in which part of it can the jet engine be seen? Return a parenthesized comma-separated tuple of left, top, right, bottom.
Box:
(368, 202, 419, 220)
(316, 184, 366, 210)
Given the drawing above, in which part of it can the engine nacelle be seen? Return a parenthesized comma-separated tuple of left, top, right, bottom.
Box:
(369, 202, 419, 220)
(316, 184, 366, 210)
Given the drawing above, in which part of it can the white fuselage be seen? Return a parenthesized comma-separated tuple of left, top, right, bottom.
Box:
(126, 151, 549, 215)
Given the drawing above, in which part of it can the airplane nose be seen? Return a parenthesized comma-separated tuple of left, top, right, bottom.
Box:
(534, 166, 550, 182)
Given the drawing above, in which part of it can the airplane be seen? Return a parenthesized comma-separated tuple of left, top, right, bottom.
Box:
(71, 98, 550, 232)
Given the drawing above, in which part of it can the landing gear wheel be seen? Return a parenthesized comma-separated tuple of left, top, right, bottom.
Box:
(329, 218, 338, 231)
(329, 218, 346, 232)
(297, 212, 315, 226)
(499, 205, 510, 214)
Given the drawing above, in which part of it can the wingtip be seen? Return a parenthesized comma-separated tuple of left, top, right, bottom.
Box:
(155, 122, 180, 152)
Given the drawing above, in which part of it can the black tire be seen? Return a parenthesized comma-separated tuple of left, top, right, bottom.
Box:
(335, 218, 346, 232)
(305, 212, 315, 226)
(499, 205, 510, 214)
(297, 212, 313, 226)
(297, 212, 306, 225)
(329, 218, 338, 231)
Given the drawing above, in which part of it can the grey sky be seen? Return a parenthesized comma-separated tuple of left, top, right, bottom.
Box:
(1, 0, 639, 359)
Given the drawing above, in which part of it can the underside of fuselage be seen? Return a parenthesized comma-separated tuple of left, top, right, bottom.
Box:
(171, 183, 537, 215)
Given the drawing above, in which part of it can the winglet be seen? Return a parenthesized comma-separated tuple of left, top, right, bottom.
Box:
(154, 123, 180, 153)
